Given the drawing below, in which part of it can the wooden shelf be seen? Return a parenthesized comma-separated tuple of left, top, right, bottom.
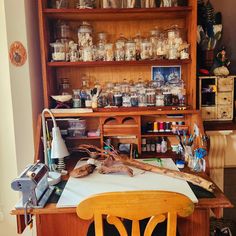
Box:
(47, 108, 199, 118)
(43, 7, 192, 21)
(141, 132, 175, 137)
(65, 136, 100, 140)
(47, 59, 191, 68)
(142, 150, 179, 159)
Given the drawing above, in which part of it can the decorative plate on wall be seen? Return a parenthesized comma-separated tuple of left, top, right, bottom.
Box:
(9, 41, 27, 67)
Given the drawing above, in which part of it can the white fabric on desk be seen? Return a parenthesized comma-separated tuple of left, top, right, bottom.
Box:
(56, 158, 198, 208)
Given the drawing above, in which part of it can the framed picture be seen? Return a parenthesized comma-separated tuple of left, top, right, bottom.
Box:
(151, 65, 181, 84)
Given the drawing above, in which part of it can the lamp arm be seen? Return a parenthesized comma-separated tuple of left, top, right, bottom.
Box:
(41, 108, 57, 168)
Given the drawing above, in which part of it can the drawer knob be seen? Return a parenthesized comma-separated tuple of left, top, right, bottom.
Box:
(207, 112, 211, 115)
(224, 97, 227, 100)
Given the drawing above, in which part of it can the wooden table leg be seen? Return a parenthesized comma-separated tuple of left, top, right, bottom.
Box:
(178, 208, 210, 236)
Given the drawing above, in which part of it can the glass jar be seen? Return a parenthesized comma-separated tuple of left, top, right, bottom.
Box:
(50, 41, 66, 61)
(114, 91, 122, 107)
(120, 78, 130, 94)
(156, 94, 164, 106)
(105, 43, 114, 61)
(168, 44, 178, 59)
(141, 0, 156, 8)
(56, 21, 70, 40)
(75, 0, 95, 9)
(101, 0, 123, 8)
(52, 0, 69, 9)
(115, 34, 127, 61)
(96, 32, 107, 61)
(125, 40, 136, 61)
(138, 89, 147, 107)
(140, 39, 152, 60)
(78, 21, 93, 48)
(156, 33, 167, 59)
(149, 29, 159, 59)
(122, 93, 131, 107)
(130, 90, 139, 107)
(163, 92, 173, 106)
(82, 46, 93, 61)
(72, 89, 81, 108)
(133, 33, 143, 60)
(98, 92, 108, 108)
(69, 41, 79, 62)
(146, 88, 156, 106)
(59, 78, 71, 95)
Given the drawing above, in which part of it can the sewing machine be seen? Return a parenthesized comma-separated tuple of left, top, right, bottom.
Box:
(11, 162, 55, 209)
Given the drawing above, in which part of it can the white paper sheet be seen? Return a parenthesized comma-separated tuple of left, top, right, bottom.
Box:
(56, 159, 198, 208)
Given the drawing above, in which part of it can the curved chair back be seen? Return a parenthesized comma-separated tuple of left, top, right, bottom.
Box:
(76, 190, 194, 236)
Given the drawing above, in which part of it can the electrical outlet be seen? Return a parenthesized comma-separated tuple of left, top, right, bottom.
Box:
(0, 211, 4, 222)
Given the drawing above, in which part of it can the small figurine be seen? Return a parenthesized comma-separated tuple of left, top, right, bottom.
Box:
(213, 46, 230, 76)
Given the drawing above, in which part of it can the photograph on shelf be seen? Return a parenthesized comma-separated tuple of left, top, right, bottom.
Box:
(151, 65, 181, 84)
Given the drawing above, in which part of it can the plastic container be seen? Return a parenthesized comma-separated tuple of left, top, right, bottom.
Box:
(68, 119, 86, 129)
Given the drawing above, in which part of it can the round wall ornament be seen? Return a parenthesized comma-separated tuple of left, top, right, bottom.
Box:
(9, 41, 27, 67)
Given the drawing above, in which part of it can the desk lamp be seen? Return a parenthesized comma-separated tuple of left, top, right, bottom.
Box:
(42, 108, 69, 185)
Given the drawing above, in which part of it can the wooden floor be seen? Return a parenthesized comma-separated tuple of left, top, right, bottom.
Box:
(224, 168, 236, 220)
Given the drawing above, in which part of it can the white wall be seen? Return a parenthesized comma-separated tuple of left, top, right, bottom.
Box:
(0, 0, 43, 235)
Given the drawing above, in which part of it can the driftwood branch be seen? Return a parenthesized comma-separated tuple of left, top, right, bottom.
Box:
(78, 144, 214, 192)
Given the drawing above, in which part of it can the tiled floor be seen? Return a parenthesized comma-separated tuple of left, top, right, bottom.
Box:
(224, 168, 236, 220)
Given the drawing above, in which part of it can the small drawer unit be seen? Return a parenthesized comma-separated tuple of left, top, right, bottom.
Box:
(199, 76, 235, 121)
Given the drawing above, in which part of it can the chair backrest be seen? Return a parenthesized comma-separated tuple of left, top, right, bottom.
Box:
(76, 190, 194, 236)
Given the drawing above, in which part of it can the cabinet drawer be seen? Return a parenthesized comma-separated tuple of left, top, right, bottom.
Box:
(217, 92, 232, 105)
(218, 77, 234, 92)
(217, 105, 233, 120)
(201, 107, 217, 120)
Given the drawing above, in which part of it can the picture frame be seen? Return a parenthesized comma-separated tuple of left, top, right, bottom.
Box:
(151, 65, 181, 84)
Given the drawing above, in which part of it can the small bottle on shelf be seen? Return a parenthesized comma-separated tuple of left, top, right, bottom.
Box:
(156, 137, 161, 153)
(161, 137, 167, 153)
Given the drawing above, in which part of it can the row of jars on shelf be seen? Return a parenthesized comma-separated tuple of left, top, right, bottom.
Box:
(57, 77, 186, 109)
(50, 21, 190, 62)
(51, 0, 183, 9)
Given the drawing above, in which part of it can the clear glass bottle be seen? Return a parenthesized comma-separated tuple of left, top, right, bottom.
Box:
(122, 93, 131, 107)
(138, 89, 147, 107)
(146, 88, 156, 106)
(130, 87, 139, 107)
(69, 41, 79, 62)
(125, 40, 136, 61)
(72, 89, 81, 108)
(59, 78, 71, 95)
(156, 94, 164, 106)
(149, 29, 159, 59)
(80, 76, 89, 108)
(161, 137, 167, 153)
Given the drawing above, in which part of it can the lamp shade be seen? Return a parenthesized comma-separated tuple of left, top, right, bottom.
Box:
(51, 127, 69, 159)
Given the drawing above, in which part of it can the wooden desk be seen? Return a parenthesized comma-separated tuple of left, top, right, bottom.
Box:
(12, 158, 232, 236)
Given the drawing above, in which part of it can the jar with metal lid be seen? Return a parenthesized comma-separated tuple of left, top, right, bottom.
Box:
(163, 92, 173, 106)
(125, 40, 136, 61)
(140, 39, 152, 60)
(156, 94, 164, 106)
(78, 21, 93, 48)
(156, 33, 167, 59)
(130, 88, 139, 107)
(114, 91, 122, 107)
(115, 34, 127, 61)
(56, 21, 71, 40)
(98, 92, 108, 108)
(75, 0, 95, 9)
(120, 78, 130, 94)
(146, 88, 156, 106)
(50, 41, 66, 61)
(122, 93, 131, 107)
(138, 89, 147, 107)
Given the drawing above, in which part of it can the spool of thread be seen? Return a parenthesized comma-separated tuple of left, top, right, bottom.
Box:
(165, 122, 171, 132)
(146, 122, 153, 132)
(153, 122, 158, 132)
(159, 122, 164, 132)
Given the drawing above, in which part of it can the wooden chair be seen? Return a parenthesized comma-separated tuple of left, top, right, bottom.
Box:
(76, 190, 194, 236)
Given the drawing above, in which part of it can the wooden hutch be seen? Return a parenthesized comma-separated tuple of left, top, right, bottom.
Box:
(12, 1, 232, 236)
